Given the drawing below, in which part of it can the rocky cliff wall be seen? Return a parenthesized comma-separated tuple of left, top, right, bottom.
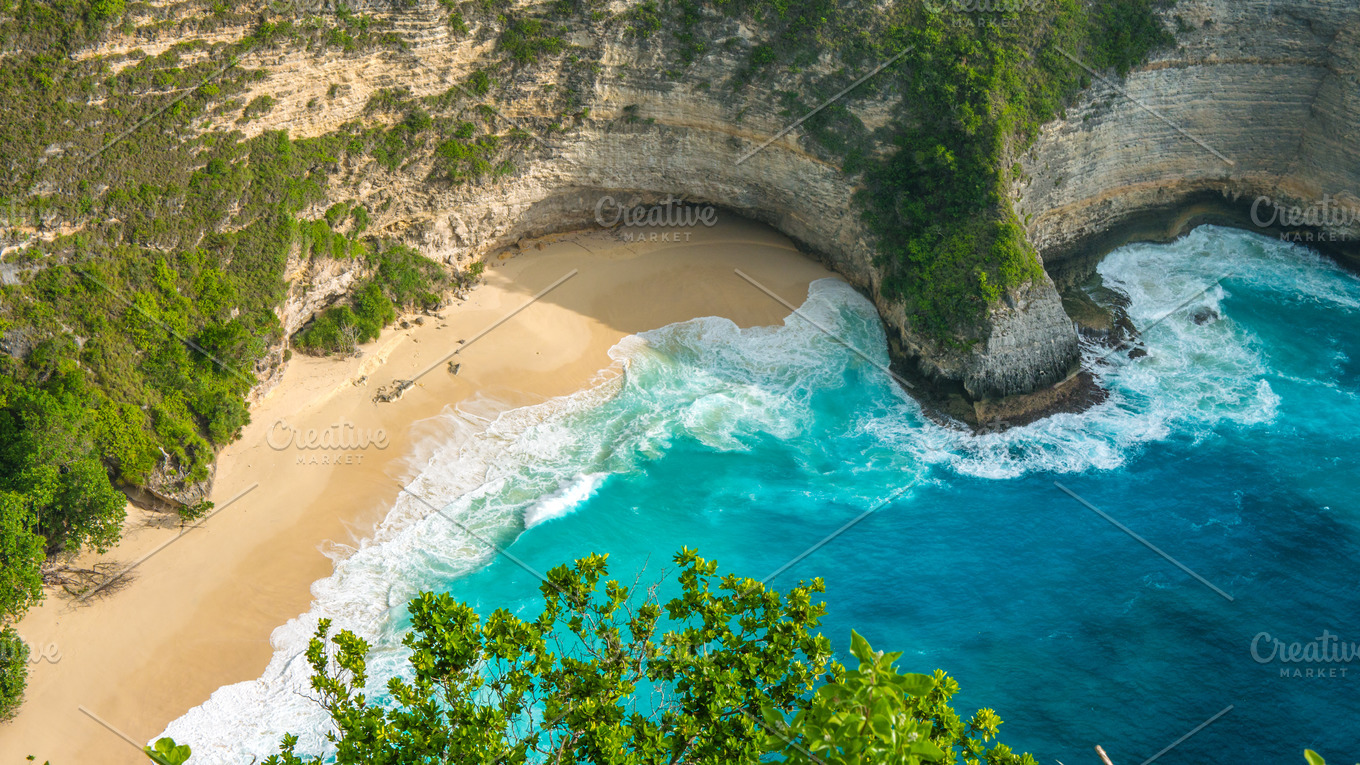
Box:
(188, 0, 1080, 421)
(85, 0, 1360, 425)
(1019, 0, 1360, 287)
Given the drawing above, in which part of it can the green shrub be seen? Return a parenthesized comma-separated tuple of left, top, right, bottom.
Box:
(240, 94, 277, 122)
(0, 366, 127, 554)
(0, 492, 44, 621)
(294, 305, 361, 356)
(432, 130, 507, 183)
(0, 627, 28, 720)
(351, 282, 395, 340)
(1088, 0, 1176, 75)
(178, 499, 214, 524)
(780, 630, 1034, 764)
(466, 69, 492, 96)
(626, 0, 662, 37)
(144, 737, 193, 765)
(350, 204, 369, 233)
(293, 244, 446, 355)
(499, 17, 564, 64)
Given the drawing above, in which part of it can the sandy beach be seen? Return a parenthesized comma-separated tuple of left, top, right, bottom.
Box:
(0, 217, 837, 763)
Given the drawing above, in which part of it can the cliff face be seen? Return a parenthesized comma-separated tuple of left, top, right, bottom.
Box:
(192, 0, 1080, 420)
(1019, 0, 1360, 286)
(87, 0, 1358, 423)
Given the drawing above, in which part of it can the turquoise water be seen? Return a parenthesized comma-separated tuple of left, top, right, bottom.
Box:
(167, 226, 1360, 763)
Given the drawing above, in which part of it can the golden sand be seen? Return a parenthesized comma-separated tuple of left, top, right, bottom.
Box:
(0, 218, 837, 763)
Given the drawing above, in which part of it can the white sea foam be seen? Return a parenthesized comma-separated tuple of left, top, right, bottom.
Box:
(160, 280, 896, 761)
(160, 374, 630, 759)
(162, 228, 1359, 759)
(524, 473, 608, 528)
(860, 226, 1356, 480)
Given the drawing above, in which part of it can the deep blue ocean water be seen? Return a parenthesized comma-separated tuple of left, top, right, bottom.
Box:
(168, 226, 1360, 763)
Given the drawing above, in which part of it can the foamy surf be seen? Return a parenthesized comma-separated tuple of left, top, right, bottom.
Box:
(161, 228, 1360, 760)
(524, 473, 608, 528)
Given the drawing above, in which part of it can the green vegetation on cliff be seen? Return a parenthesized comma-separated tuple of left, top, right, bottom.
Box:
(864, 1, 1172, 338)
(681, 0, 1173, 340)
(0, 0, 476, 709)
(293, 243, 453, 355)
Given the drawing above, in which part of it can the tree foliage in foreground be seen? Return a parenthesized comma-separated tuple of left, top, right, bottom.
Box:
(1305, 751, 1359, 765)
(264, 550, 1035, 764)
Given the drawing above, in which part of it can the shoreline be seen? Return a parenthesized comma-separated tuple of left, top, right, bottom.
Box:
(0, 217, 837, 764)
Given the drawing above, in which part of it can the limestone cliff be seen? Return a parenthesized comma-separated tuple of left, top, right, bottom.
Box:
(1019, 0, 1360, 286)
(77, 0, 1360, 425)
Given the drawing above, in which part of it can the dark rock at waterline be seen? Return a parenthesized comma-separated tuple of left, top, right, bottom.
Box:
(1191, 306, 1220, 325)
(1128, 346, 1149, 360)
(906, 366, 1109, 434)
(1061, 284, 1138, 348)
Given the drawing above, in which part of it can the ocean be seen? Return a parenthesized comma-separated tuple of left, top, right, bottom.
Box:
(165, 225, 1360, 763)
